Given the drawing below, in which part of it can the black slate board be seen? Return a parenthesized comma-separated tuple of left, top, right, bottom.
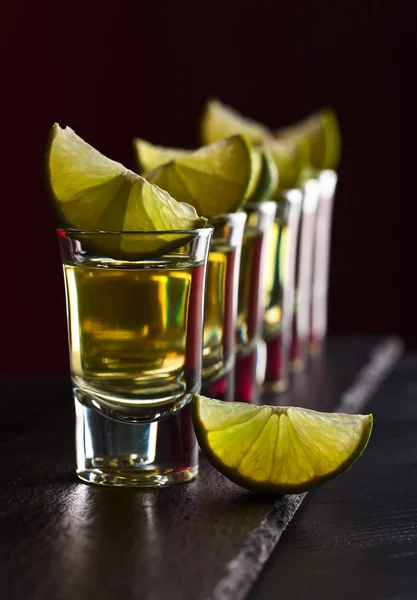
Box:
(0, 336, 402, 600)
(249, 349, 417, 600)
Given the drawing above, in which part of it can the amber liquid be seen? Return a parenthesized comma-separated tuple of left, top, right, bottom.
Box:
(203, 241, 237, 386)
(64, 256, 205, 414)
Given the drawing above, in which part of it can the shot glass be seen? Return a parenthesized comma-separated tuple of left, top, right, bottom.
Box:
(201, 212, 247, 401)
(234, 202, 276, 403)
(262, 189, 302, 393)
(310, 169, 338, 352)
(291, 177, 321, 371)
(58, 227, 213, 487)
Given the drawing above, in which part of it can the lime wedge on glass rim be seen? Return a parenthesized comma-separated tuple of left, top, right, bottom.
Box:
(145, 135, 255, 217)
(193, 395, 372, 494)
(261, 137, 310, 194)
(133, 137, 186, 173)
(200, 98, 271, 146)
(46, 124, 206, 259)
(275, 107, 341, 171)
(135, 136, 276, 209)
(199, 98, 289, 200)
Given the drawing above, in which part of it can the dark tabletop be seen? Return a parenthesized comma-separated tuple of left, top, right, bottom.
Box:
(1, 336, 414, 600)
(249, 347, 417, 600)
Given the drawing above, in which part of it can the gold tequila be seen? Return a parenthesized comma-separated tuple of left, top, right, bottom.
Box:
(65, 256, 205, 420)
(202, 241, 237, 385)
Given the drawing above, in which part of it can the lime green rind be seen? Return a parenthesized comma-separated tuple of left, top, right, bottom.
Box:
(145, 134, 254, 217)
(245, 150, 262, 200)
(192, 396, 373, 495)
(247, 152, 279, 203)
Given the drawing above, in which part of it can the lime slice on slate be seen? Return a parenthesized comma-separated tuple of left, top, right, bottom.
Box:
(193, 395, 373, 494)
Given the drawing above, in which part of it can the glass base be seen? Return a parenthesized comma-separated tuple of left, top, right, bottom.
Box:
(75, 397, 198, 487)
(77, 466, 198, 487)
(310, 335, 325, 355)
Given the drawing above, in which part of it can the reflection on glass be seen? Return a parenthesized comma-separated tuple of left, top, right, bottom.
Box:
(310, 169, 338, 352)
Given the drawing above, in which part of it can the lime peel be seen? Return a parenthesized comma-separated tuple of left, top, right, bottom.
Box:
(201, 98, 272, 145)
(46, 124, 206, 259)
(193, 395, 373, 494)
(247, 151, 279, 202)
(275, 107, 341, 171)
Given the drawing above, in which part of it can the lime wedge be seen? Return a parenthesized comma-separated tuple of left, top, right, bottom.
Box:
(276, 108, 341, 170)
(133, 137, 186, 172)
(201, 98, 271, 145)
(193, 395, 372, 494)
(261, 138, 310, 193)
(136, 136, 273, 206)
(46, 124, 206, 258)
(145, 135, 254, 217)
(247, 151, 279, 202)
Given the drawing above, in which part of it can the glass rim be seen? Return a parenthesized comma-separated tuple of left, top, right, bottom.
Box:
(244, 200, 277, 214)
(57, 226, 213, 236)
(207, 211, 247, 224)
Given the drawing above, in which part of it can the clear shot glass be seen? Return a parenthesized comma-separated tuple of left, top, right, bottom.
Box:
(262, 189, 303, 393)
(310, 169, 338, 352)
(58, 227, 212, 487)
(234, 202, 276, 403)
(291, 177, 321, 371)
(201, 212, 247, 401)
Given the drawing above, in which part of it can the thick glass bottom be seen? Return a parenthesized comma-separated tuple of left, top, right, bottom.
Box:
(73, 382, 199, 423)
(77, 465, 198, 487)
(310, 335, 325, 355)
(75, 397, 198, 487)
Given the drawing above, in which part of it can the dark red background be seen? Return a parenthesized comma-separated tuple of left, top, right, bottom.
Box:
(1, 1, 414, 375)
